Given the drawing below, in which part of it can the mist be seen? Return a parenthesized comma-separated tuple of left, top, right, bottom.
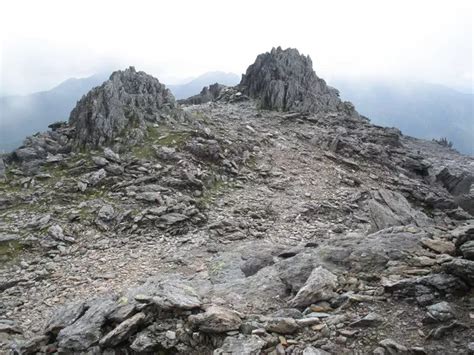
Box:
(1, 0, 472, 96)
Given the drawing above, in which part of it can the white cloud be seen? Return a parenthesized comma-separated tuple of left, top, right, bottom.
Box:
(0, 0, 472, 95)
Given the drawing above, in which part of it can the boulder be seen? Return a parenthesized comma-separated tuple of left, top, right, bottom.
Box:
(288, 266, 337, 308)
(188, 306, 241, 333)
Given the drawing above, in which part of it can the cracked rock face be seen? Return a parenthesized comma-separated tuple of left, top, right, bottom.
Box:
(69, 66, 176, 148)
(239, 47, 356, 115)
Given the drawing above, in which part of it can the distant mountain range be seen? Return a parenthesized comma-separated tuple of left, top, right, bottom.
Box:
(167, 71, 240, 99)
(332, 79, 474, 155)
(1, 71, 472, 155)
(0, 73, 109, 152)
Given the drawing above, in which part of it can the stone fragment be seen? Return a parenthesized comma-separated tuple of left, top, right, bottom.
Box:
(188, 306, 241, 333)
(264, 317, 300, 334)
(289, 266, 337, 307)
(99, 312, 146, 347)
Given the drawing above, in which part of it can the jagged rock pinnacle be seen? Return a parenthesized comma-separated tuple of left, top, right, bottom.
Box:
(69, 66, 176, 148)
(239, 47, 357, 115)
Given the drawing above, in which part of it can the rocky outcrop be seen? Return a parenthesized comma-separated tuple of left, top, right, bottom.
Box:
(436, 168, 474, 215)
(239, 47, 357, 116)
(69, 66, 176, 148)
(179, 83, 227, 105)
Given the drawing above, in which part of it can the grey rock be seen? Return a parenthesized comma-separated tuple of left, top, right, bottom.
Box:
(367, 189, 430, 232)
(263, 317, 300, 334)
(460, 240, 474, 260)
(379, 338, 408, 354)
(99, 312, 146, 347)
(135, 191, 163, 203)
(130, 324, 177, 352)
(240, 251, 275, 277)
(426, 301, 454, 322)
(103, 147, 120, 162)
(45, 301, 87, 334)
(303, 346, 331, 355)
(0, 158, 5, 178)
(468, 342, 474, 354)
(159, 213, 188, 225)
(443, 258, 474, 286)
(188, 306, 241, 333)
(57, 298, 116, 351)
(181, 83, 227, 105)
(92, 156, 108, 167)
(277, 252, 323, 292)
(239, 47, 355, 116)
(213, 334, 266, 355)
(105, 163, 124, 175)
(132, 277, 202, 310)
(98, 205, 115, 221)
(48, 224, 64, 240)
(271, 308, 303, 319)
(288, 266, 337, 307)
(350, 312, 384, 327)
(385, 273, 468, 303)
(70, 67, 176, 147)
(87, 168, 107, 186)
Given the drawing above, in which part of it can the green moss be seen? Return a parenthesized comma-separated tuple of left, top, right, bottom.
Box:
(208, 260, 226, 276)
(197, 178, 234, 209)
(0, 240, 23, 263)
(156, 131, 192, 147)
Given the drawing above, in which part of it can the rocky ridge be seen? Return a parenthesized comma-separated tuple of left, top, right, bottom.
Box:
(0, 47, 473, 354)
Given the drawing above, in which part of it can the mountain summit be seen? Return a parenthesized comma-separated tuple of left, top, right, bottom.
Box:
(239, 47, 356, 116)
(1, 48, 473, 354)
(70, 66, 176, 147)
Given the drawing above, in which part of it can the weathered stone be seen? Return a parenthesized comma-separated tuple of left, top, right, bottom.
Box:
(349, 312, 384, 327)
(103, 147, 120, 162)
(426, 301, 454, 322)
(57, 298, 116, 351)
(99, 312, 146, 347)
(421, 238, 455, 255)
(460, 240, 474, 260)
(443, 258, 474, 286)
(302, 346, 331, 355)
(132, 277, 202, 310)
(98, 205, 115, 221)
(213, 335, 266, 355)
(45, 302, 87, 334)
(188, 306, 241, 333)
(264, 317, 299, 334)
(289, 266, 337, 308)
(385, 273, 468, 303)
(379, 338, 408, 354)
(367, 189, 430, 232)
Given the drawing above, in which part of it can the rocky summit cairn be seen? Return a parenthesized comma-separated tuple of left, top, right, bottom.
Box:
(69, 66, 176, 148)
(239, 47, 356, 115)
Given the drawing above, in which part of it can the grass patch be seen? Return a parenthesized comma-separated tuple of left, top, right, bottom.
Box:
(0, 239, 23, 263)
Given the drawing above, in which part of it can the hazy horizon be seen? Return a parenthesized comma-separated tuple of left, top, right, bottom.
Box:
(1, 0, 472, 96)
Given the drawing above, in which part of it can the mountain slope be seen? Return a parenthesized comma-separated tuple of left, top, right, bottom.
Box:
(334, 79, 474, 155)
(1, 48, 473, 354)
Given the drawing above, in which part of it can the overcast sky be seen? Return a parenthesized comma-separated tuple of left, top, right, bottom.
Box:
(0, 0, 472, 96)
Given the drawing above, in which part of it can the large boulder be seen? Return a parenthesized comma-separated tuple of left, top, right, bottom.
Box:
(69, 66, 176, 148)
(239, 47, 357, 115)
(367, 189, 431, 232)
